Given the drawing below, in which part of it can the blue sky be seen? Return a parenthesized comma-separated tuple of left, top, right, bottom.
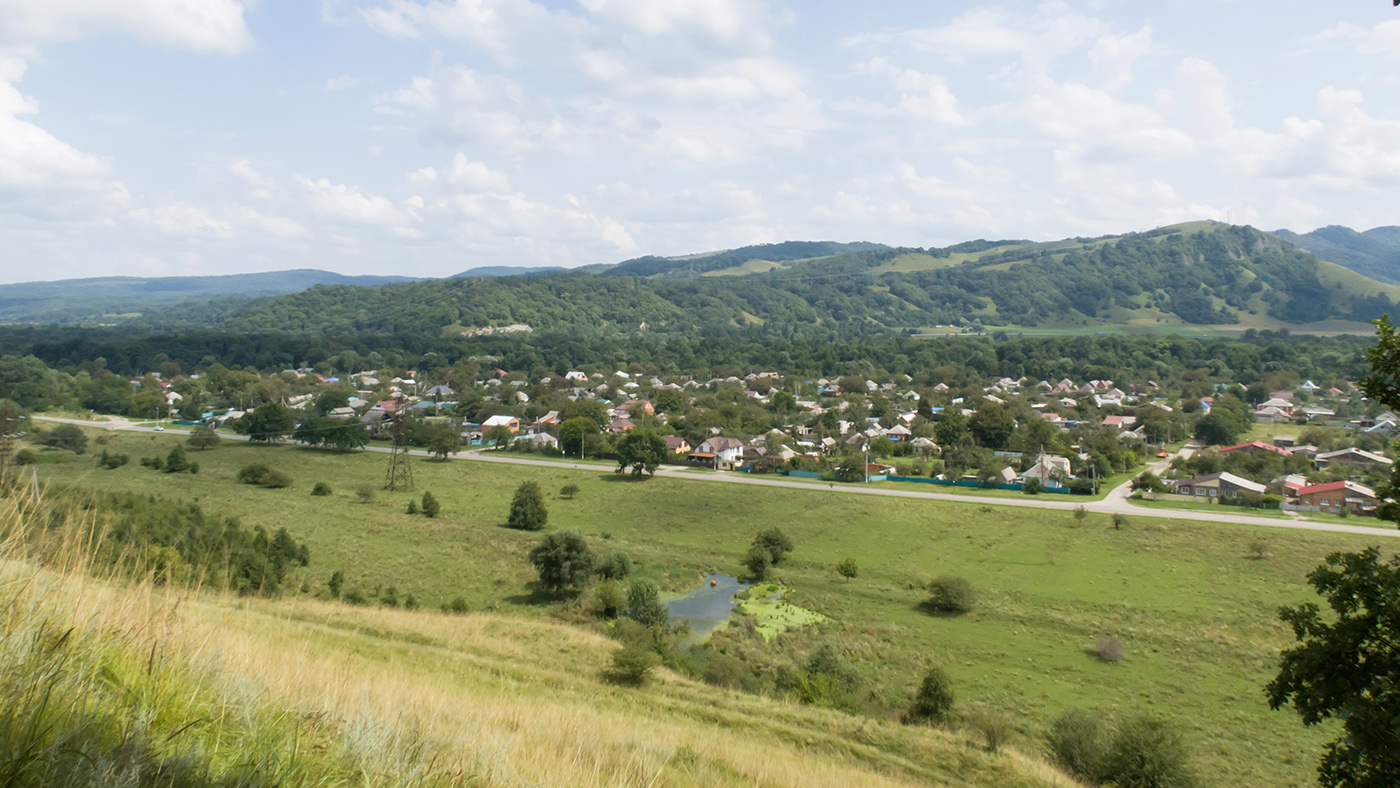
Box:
(2, 1, 1399, 283)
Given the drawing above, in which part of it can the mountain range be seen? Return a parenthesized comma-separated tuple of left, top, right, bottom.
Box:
(5, 222, 1399, 335)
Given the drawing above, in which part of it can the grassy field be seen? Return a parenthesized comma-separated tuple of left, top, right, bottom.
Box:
(0, 496, 1076, 788)
(24, 428, 1400, 787)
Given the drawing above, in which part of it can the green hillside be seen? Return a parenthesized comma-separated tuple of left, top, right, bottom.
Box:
(151, 222, 1398, 338)
(1272, 225, 1400, 284)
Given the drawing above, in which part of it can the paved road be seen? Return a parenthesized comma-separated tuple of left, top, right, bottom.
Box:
(33, 416, 1400, 539)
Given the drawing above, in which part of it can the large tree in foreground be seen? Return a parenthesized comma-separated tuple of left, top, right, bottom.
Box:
(614, 428, 666, 476)
(528, 531, 596, 596)
(1267, 547, 1400, 788)
(1360, 314, 1400, 524)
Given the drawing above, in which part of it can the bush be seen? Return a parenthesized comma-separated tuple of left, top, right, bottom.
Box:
(594, 579, 625, 619)
(327, 571, 343, 599)
(744, 546, 769, 580)
(355, 484, 375, 503)
(237, 463, 290, 488)
(420, 490, 439, 518)
(625, 580, 668, 628)
(164, 444, 191, 473)
(1099, 716, 1196, 788)
(529, 531, 597, 596)
(380, 586, 399, 607)
(607, 642, 661, 686)
(14, 448, 38, 465)
(404, 594, 418, 610)
(1093, 634, 1125, 663)
(703, 653, 747, 689)
(312, 482, 333, 496)
(139, 456, 164, 471)
(342, 588, 367, 606)
(1023, 477, 1043, 495)
(836, 557, 858, 580)
(907, 665, 954, 725)
(507, 481, 548, 530)
(446, 596, 468, 614)
(927, 576, 976, 614)
(753, 527, 794, 564)
(1073, 504, 1088, 521)
(597, 551, 632, 580)
(560, 483, 580, 499)
(96, 450, 130, 469)
(1046, 708, 1107, 780)
(1248, 541, 1269, 560)
(406, 499, 418, 515)
(42, 424, 87, 454)
(966, 708, 1015, 753)
(1111, 513, 1129, 530)
(187, 425, 220, 450)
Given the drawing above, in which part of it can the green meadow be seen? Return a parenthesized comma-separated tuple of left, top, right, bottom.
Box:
(26, 427, 1400, 787)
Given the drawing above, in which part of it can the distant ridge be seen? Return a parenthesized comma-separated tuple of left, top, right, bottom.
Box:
(450, 266, 568, 278)
(1271, 225, 1400, 285)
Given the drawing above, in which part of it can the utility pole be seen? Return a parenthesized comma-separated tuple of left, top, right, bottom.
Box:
(0, 405, 15, 489)
(384, 396, 414, 492)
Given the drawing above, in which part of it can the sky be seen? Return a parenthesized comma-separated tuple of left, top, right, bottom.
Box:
(1, 1, 1399, 284)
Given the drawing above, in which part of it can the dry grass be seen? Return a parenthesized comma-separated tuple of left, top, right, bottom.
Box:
(0, 490, 1083, 788)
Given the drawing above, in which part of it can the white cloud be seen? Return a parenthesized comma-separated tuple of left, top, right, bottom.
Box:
(0, 0, 253, 57)
(300, 177, 409, 225)
(1022, 79, 1196, 162)
(445, 153, 510, 192)
(324, 74, 360, 90)
(846, 4, 1108, 67)
(577, 0, 776, 52)
(1088, 25, 1151, 91)
(1303, 20, 1400, 60)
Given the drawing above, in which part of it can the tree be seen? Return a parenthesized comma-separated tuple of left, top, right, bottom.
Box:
(608, 642, 661, 686)
(164, 443, 191, 473)
(484, 424, 514, 449)
(560, 483, 580, 499)
(1131, 471, 1166, 494)
(744, 546, 770, 580)
(625, 579, 668, 628)
(238, 402, 295, 443)
(427, 427, 461, 460)
(327, 570, 343, 599)
(1099, 716, 1196, 788)
(420, 490, 440, 518)
(187, 426, 220, 451)
(1266, 547, 1400, 788)
(43, 423, 87, 454)
(1359, 314, 1400, 525)
(907, 666, 954, 725)
(528, 531, 597, 596)
(1193, 412, 1238, 446)
(507, 481, 548, 530)
(836, 557, 858, 580)
(968, 402, 1015, 449)
(934, 411, 968, 447)
(753, 527, 793, 564)
(927, 576, 976, 614)
(614, 428, 666, 476)
(558, 416, 600, 456)
(597, 551, 632, 580)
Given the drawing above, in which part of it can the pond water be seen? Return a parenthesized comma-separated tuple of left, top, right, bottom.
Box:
(667, 573, 748, 644)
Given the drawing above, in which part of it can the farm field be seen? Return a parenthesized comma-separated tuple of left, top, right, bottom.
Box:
(23, 427, 1399, 787)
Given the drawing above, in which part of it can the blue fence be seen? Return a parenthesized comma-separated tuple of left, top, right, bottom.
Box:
(786, 470, 823, 479)
(885, 476, 1074, 494)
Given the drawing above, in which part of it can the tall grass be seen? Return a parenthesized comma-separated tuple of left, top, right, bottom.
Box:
(0, 488, 1082, 788)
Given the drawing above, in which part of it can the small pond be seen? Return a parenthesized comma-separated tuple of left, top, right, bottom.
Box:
(667, 573, 748, 645)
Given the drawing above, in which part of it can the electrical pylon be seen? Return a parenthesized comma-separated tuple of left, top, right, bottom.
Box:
(0, 406, 16, 490)
(384, 396, 414, 492)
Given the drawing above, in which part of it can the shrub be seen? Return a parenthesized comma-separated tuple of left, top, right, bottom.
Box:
(406, 499, 418, 515)
(529, 531, 597, 596)
(1046, 708, 1107, 780)
(561, 483, 580, 499)
(139, 456, 164, 471)
(1248, 541, 1269, 560)
(327, 571, 343, 599)
(744, 546, 770, 580)
(96, 450, 130, 469)
(311, 482, 333, 496)
(1073, 505, 1088, 521)
(42, 424, 87, 454)
(14, 448, 38, 465)
(966, 708, 1015, 753)
(625, 580, 668, 628)
(447, 596, 468, 614)
(907, 665, 954, 725)
(703, 653, 747, 689)
(507, 481, 548, 530)
(1099, 716, 1196, 788)
(1111, 513, 1129, 530)
(597, 551, 632, 580)
(355, 484, 375, 503)
(594, 579, 624, 619)
(1093, 634, 1125, 663)
(164, 444, 191, 473)
(753, 527, 794, 564)
(420, 491, 439, 518)
(404, 594, 418, 610)
(1023, 477, 1043, 495)
(607, 642, 660, 686)
(342, 588, 367, 606)
(927, 576, 976, 614)
(187, 425, 221, 450)
(379, 586, 399, 607)
(836, 557, 858, 580)
(236, 463, 289, 488)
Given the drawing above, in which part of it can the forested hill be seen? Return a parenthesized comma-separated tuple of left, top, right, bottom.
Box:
(145, 222, 1400, 338)
(1271, 225, 1400, 285)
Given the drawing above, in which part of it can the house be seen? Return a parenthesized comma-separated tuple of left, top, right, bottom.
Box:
(532, 411, 561, 429)
(1300, 380, 1320, 393)
(1102, 415, 1135, 429)
(1168, 472, 1267, 500)
(1022, 454, 1073, 486)
(482, 414, 521, 433)
(565, 371, 588, 383)
(519, 432, 558, 449)
(1300, 407, 1335, 420)
(997, 466, 1017, 484)
(424, 384, 454, 398)
(329, 407, 356, 419)
(1255, 406, 1291, 423)
(663, 435, 692, 455)
(1272, 435, 1297, 449)
(1296, 481, 1378, 516)
(885, 424, 912, 441)
(696, 436, 745, 469)
(1219, 441, 1292, 457)
(911, 437, 938, 454)
(608, 418, 635, 434)
(1314, 448, 1394, 469)
(1270, 474, 1309, 497)
(1256, 397, 1295, 418)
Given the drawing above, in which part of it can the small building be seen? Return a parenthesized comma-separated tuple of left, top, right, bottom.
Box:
(519, 432, 558, 449)
(1169, 472, 1267, 500)
(663, 435, 692, 455)
(482, 414, 521, 434)
(1296, 481, 1378, 516)
(608, 418, 635, 434)
(1314, 447, 1393, 469)
(1219, 441, 1292, 458)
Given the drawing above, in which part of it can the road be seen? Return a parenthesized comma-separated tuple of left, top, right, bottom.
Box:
(32, 416, 1400, 539)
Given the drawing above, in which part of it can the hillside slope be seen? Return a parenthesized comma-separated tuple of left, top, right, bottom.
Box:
(155, 222, 1399, 337)
(1272, 225, 1400, 284)
(0, 495, 1077, 788)
(0, 269, 422, 325)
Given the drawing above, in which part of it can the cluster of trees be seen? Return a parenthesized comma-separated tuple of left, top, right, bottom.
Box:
(95, 493, 309, 595)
